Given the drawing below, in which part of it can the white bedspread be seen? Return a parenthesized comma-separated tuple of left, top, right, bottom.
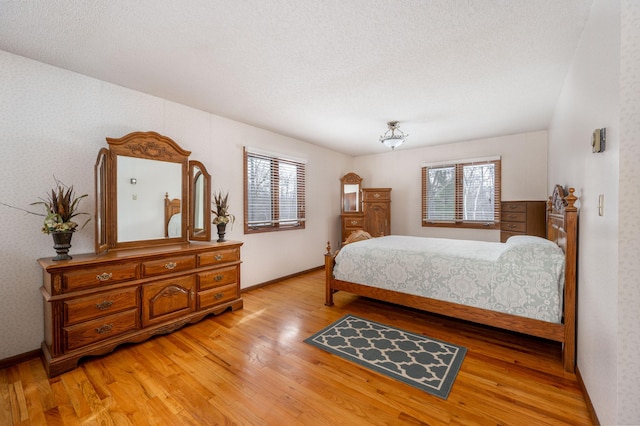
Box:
(333, 235, 565, 323)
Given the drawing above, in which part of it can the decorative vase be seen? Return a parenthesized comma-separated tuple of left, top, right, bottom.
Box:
(51, 230, 74, 261)
(216, 223, 226, 243)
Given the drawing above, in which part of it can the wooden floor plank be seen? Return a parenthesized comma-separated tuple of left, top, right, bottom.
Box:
(0, 269, 592, 425)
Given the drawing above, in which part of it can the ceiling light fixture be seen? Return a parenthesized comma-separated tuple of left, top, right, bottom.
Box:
(379, 121, 408, 150)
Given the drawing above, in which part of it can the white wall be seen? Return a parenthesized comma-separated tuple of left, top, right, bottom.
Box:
(351, 131, 548, 242)
(0, 50, 351, 360)
(547, 0, 637, 423)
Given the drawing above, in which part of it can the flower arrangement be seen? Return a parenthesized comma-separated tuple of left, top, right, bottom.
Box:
(29, 178, 90, 234)
(212, 190, 235, 226)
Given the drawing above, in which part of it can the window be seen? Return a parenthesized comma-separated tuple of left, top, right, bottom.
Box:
(421, 157, 501, 229)
(244, 147, 306, 233)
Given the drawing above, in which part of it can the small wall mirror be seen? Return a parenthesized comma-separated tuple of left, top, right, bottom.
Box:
(341, 172, 363, 213)
(95, 131, 211, 253)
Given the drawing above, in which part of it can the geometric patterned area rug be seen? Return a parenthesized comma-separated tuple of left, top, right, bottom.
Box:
(304, 314, 467, 399)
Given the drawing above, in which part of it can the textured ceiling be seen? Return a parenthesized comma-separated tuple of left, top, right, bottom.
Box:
(0, 0, 593, 156)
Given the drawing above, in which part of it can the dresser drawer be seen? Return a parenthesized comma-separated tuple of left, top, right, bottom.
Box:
(64, 287, 138, 326)
(141, 255, 196, 277)
(63, 263, 138, 292)
(363, 190, 390, 201)
(343, 216, 364, 228)
(501, 212, 526, 223)
(501, 222, 526, 233)
(198, 283, 239, 309)
(198, 266, 238, 291)
(64, 309, 138, 351)
(502, 202, 526, 213)
(198, 248, 240, 266)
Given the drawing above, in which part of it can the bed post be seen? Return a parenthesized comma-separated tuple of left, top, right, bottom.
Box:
(563, 188, 578, 372)
(325, 242, 335, 306)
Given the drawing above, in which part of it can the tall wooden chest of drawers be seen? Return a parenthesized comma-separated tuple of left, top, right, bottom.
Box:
(362, 188, 391, 237)
(500, 201, 546, 242)
(39, 241, 242, 377)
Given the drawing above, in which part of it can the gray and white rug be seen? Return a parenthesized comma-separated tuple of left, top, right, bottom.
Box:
(305, 314, 466, 399)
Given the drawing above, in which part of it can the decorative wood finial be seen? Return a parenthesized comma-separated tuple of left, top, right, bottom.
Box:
(565, 188, 578, 211)
(326, 241, 332, 255)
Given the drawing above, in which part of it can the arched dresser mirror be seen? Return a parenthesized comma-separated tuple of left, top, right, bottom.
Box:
(340, 172, 364, 242)
(341, 172, 362, 213)
(38, 131, 243, 378)
(94, 131, 211, 252)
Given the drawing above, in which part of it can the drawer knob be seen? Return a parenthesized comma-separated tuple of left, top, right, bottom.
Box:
(214, 293, 224, 300)
(214, 274, 224, 282)
(165, 262, 177, 270)
(95, 324, 113, 335)
(96, 272, 113, 282)
(96, 300, 114, 310)
(214, 254, 223, 261)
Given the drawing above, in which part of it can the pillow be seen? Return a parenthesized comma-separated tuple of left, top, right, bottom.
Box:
(343, 230, 372, 245)
(505, 235, 557, 248)
(500, 234, 564, 263)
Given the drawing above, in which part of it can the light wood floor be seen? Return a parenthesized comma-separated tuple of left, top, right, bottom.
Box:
(1, 269, 592, 425)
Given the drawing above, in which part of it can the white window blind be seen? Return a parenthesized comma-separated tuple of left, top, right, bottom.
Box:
(244, 148, 306, 233)
(422, 157, 501, 229)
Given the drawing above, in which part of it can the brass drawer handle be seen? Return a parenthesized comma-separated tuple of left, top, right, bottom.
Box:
(350, 220, 358, 225)
(214, 254, 223, 261)
(508, 205, 518, 210)
(95, 324, 113, 334)
(373, 193, 380, 198)
(96, 272, 113, 282)
(507, 224, 518, 229)
(96, 300, 114, 310)
(214, 274, 224, 282)
(214, 293, 224, 300)
(165, 262, 177, 270)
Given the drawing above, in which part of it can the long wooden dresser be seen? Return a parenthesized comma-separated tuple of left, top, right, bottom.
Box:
(39, 241, 243, 377)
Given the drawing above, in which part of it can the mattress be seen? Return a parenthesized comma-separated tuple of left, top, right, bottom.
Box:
(333, 235, 565, 323)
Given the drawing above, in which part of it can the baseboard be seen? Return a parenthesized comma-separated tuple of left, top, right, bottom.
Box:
(0, 348, 42, 370)
(576, 365, 600, 425)
(241, 265, 324, 292)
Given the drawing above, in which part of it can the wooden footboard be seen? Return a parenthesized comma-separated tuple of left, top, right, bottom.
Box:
(324, 186, 578, 372)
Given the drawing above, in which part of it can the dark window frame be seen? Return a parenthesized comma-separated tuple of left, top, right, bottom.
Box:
(421, 158, 501, 230)
(243, 148, 306, 234)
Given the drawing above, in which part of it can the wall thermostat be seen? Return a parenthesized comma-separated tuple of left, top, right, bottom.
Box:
(592, 128, 606, 153)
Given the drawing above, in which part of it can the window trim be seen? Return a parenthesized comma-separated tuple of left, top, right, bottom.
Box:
(243, 147, 306, 234)
(421, 157, 501, 230)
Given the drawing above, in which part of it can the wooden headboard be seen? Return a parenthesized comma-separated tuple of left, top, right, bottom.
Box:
(547, 184, 578, 254)
(164, 192, 181, 237)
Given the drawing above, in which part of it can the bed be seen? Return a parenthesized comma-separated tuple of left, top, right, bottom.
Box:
(324, 185, 578, 372)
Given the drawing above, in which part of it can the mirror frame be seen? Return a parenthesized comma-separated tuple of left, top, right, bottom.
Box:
(340, 172, 363, 214)
(94, 148, 109, 254)
(189, 160, 211, 242)
(95, 131, 211, 253)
